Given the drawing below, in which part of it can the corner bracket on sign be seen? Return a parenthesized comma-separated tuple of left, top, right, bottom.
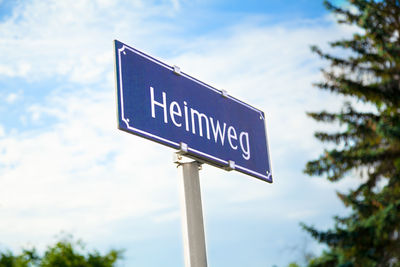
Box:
(224, 160, 235, 171)
(173, 65, 181, 75)
(266, 170, 272, 180)
(179, 142, 188, 153)
(221, 89, 228, 98)
(259, 111, 264, 120)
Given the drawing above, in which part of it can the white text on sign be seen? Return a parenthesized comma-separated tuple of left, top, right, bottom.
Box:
(150, 86, 251, 160)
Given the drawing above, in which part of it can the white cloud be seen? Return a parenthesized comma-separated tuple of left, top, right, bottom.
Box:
(0, 87, 180, 249)
(0, 0, 179, 83)
(0, 64, 14, 76)
(6, 93, 18, 103)
(171, 0, 181, 11)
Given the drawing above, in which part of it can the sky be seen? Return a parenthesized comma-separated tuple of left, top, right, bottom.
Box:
(0, 0, 361, 266)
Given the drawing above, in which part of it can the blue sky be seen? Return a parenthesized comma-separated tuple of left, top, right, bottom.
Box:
(0, 0, 358, 266)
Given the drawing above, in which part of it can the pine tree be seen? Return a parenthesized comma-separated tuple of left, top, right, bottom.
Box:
(302, 0, 400, 266)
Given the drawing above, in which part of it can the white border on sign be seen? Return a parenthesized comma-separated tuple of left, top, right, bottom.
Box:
(116, 42, 271, 182)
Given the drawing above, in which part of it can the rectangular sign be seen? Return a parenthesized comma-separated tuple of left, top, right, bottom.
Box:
(114, 40, 272, 182)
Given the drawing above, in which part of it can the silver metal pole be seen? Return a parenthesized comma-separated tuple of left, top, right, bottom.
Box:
(178, 161, 208, 267)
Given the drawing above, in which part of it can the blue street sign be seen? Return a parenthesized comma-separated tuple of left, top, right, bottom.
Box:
(114, 40, 272, 182)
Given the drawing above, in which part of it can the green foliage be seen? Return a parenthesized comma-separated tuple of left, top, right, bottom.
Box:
(304, 0, 400, 266)
(0, 237, 123, 267)
(0, 250, 38, 267)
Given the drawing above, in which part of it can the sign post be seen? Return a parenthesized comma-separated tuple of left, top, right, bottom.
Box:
(176, 158, 207, 267)
(114, 39, 273, 267)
